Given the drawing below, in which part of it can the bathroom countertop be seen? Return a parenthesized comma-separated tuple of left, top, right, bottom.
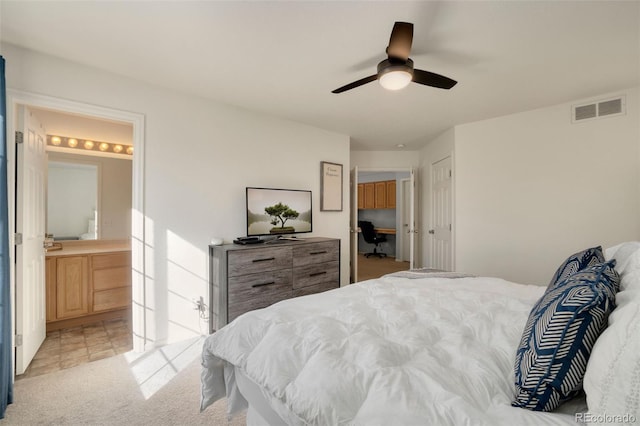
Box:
(45, 239, 131, 257)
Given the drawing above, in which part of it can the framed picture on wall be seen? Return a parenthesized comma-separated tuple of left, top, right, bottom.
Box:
(320, 161, 343, 211)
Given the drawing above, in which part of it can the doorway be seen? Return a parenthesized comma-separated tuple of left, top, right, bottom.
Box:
(8, 90, 145, 377)
(27, 109, 132, 378)
(352, 168, 416, 282)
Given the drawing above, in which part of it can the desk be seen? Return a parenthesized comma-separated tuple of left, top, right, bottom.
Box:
(374, 228, 396, 235)
(357, 227, 396, 235)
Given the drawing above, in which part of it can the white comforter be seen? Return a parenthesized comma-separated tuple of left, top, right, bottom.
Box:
(201, 276, 585, 425)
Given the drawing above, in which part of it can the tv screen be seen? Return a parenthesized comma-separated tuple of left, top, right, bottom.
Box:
(246, 187, 312, 237)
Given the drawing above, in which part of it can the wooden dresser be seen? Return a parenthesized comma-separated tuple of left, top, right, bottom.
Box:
(209, 237, 340, 332)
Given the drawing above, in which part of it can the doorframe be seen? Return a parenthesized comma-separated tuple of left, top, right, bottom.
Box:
(354, 167, 417, 276)
(7, 90, 147, 370)
(400, 177, 411, 262)
(349, 166, 358, 284)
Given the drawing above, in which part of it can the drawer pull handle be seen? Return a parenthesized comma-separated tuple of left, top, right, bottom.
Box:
(309, 271, 327, 277)
(252, 257, 275, 263)
(310, 251, 328, 255)
(252, 281, 276, 288)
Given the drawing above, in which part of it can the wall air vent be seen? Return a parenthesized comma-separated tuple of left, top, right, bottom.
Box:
(598, 98, 623, 116)
(572, 95, 625, 123)
(574, 104, 597, 121)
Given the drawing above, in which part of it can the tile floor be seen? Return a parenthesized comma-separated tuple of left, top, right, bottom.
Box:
(17, 317, 133, 380)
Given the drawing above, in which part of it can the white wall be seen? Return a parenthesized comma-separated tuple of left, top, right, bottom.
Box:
(350, 150, 420, 170)
(3, 43, 350, 347)
(454, 88, 640, 285)
(99, 155, 132, 239)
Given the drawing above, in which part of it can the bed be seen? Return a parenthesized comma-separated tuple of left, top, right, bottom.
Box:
(200, 242, 640, 425)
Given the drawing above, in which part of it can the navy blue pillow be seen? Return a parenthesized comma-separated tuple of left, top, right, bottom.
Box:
(513, 260, 619, 411)
(548, 246, 604, 288)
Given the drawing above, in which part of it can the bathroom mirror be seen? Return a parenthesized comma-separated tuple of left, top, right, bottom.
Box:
(47, 160, 98, 240)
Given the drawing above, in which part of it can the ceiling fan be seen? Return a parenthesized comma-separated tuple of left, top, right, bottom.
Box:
(332, 21, 457, 94)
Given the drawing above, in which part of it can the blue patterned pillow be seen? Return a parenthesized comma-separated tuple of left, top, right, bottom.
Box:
(548, 246, 604, 288)
(513, 260, 620, 411)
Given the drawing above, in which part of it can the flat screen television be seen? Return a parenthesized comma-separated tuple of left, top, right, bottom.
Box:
(246, 187, 313, 237)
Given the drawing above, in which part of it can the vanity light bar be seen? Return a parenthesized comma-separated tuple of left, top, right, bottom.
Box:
(46, 135, 133, 156)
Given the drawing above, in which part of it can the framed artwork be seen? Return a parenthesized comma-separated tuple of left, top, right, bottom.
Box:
(320, 161, 343, 211)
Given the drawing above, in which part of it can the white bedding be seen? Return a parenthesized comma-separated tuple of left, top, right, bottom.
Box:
(201, 276, 586, 425)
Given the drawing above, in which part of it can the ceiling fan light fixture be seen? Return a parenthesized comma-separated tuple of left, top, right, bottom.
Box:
(332, 22, 457, 94)
(379, 70, 412, 90)
(377, 58, 414, 91)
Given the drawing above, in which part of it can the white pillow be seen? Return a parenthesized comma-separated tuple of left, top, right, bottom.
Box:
(605, 241, 640, 291)
(583, 290, 640, 422)
(584, 242, 640, 422)
(605, 242, 640, 277)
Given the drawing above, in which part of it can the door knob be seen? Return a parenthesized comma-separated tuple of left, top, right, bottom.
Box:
(428, 229, 435, 234)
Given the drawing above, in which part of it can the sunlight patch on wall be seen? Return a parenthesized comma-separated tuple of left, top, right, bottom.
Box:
(166, 229, 206, 279)
(166, 229, 209, 341)
(131, 208, 147, 352)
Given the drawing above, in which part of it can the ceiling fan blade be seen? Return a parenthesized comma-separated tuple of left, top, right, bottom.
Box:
(412, 69, 457, 89)
(386, 22, 413, 60)
(332, 75, 378, 94)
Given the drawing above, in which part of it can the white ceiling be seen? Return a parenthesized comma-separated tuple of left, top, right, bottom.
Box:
(1, 1, 638, 151)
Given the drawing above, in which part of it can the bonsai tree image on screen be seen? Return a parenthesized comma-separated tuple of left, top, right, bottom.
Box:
(265, 202, 299, 234)
(245, 187, 312, 236)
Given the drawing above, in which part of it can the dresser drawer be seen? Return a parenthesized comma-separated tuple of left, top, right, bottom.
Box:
(293, 241, 339, 267)
(293, 261, 340, 289)
(293, 281, 339, 298)
(228, 246, 292, 277)
(228, 269, 292, 320)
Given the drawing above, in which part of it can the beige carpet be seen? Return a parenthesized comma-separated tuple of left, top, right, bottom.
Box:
(4, 338, 246, 425)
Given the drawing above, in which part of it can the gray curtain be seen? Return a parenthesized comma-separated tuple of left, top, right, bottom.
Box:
(0, 55, 13, 418)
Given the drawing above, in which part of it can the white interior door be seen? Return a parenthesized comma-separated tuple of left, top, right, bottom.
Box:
(15, 105, 47, 374)
(349, 166, 358, 283)
(429, 156, 453, 271)
(408, 169, 416, 269)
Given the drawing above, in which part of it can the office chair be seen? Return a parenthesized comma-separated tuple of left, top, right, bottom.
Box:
(359, 220, 387, 258)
